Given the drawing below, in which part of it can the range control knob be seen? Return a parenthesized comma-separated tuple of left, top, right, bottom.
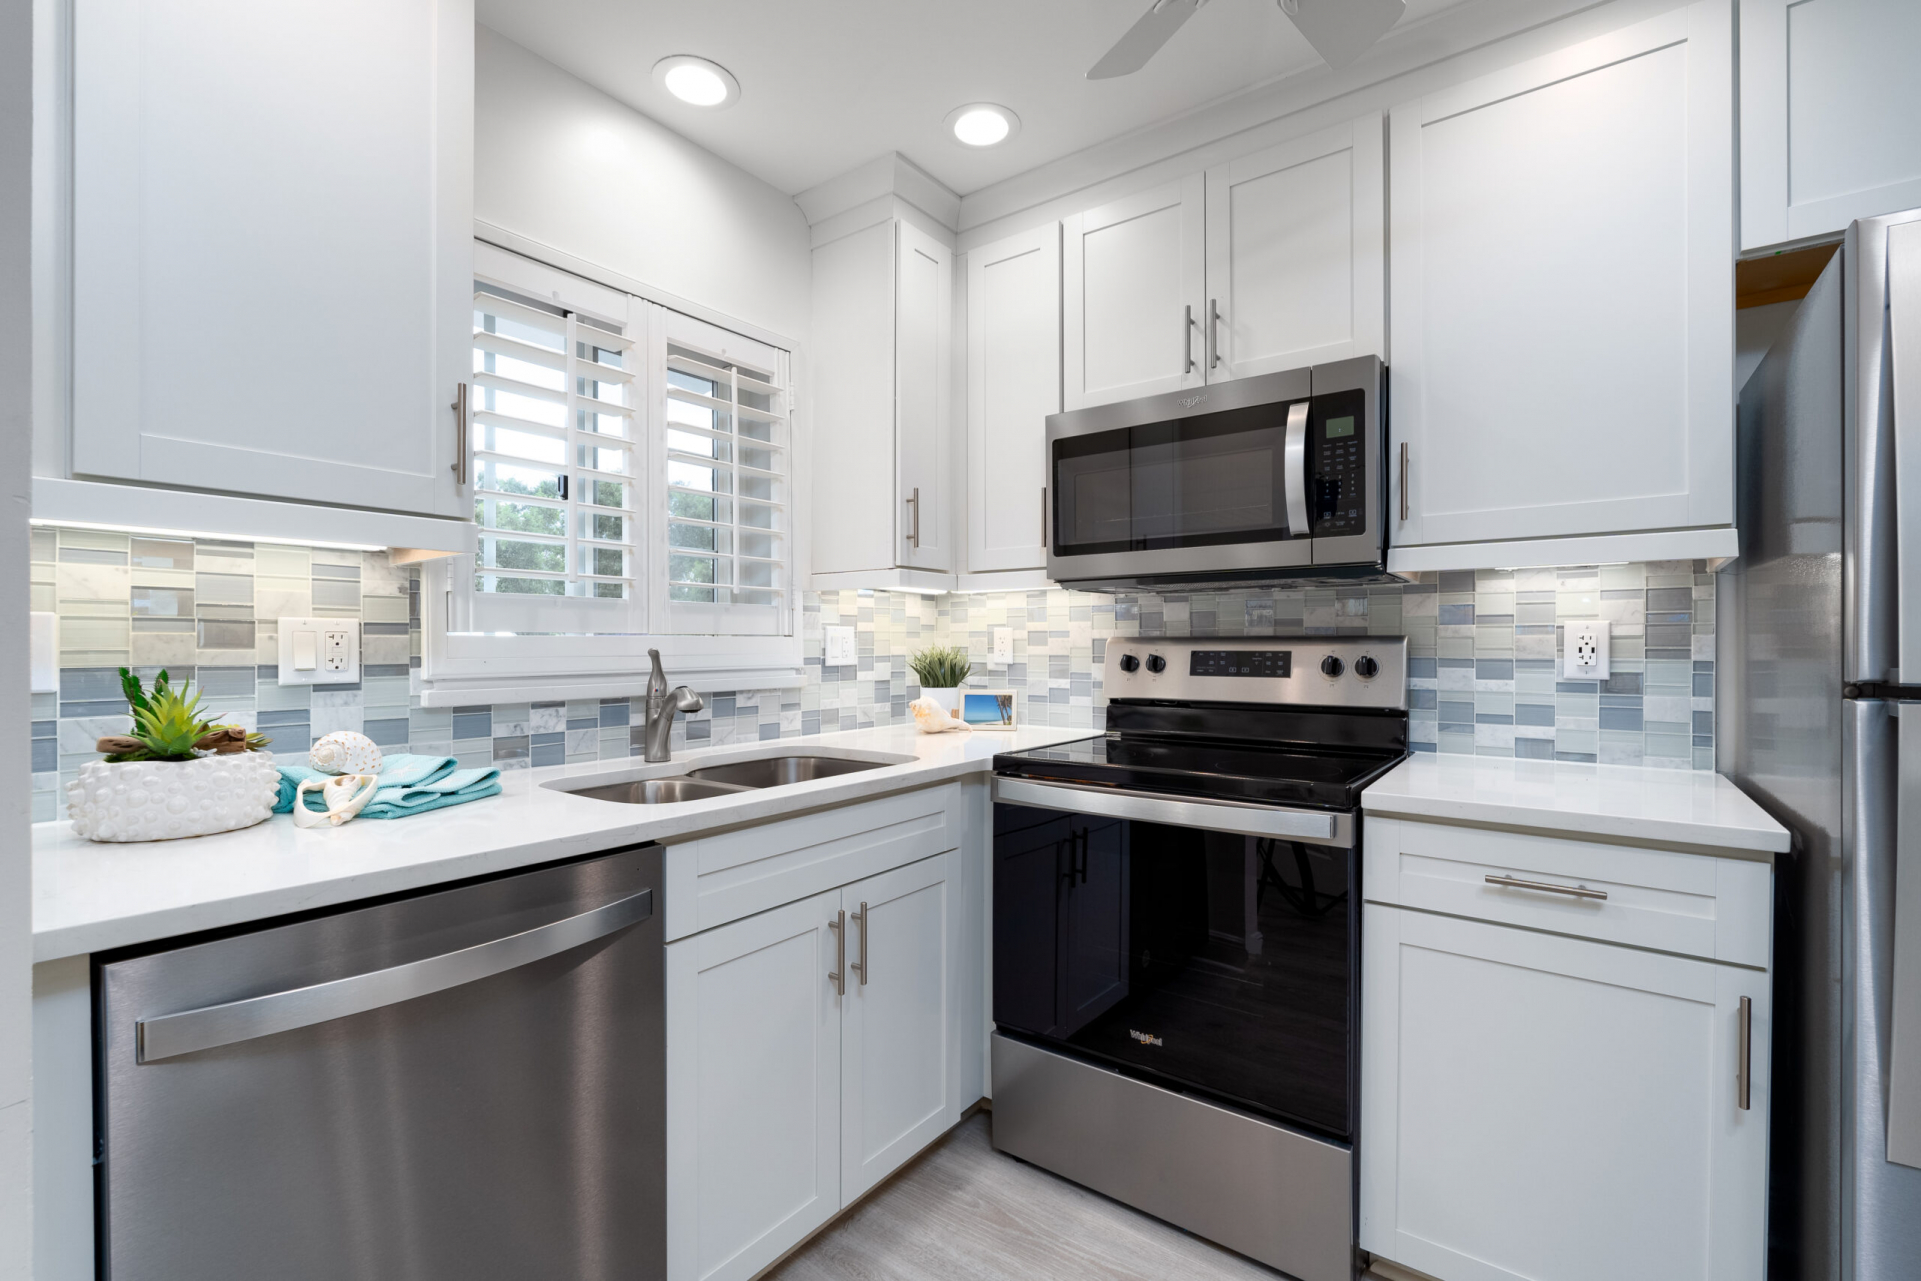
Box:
(1321, 654, 1345, 678)
(1118, 653, 1141, 673)
(1354, 655, 1379, 679)
(1145, 654, 1168, 674)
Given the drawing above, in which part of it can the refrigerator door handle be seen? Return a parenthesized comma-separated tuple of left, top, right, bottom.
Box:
(135, 887, 654, 1063)
(1890, 714, 1921, 1166)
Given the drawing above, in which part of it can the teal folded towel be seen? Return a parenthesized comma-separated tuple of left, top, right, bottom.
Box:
(274, 753, 502, 820)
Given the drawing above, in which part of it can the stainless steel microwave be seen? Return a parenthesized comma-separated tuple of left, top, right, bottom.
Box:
(1044, 355, 1392, 592)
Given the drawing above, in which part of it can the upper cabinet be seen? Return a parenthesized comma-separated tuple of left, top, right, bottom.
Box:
(966, 225, 1061, 576)
(1740, 0, 1921, 250)
(1063, 176, 1206, 410)
(1387, 2, 1735, 564)
(811, 213, 954, 584)
(1203, 115, 1385, 382)
(70, 0, 474, 520)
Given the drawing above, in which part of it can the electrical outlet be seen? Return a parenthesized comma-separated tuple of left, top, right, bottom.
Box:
(990, 626, 1013, 665)
(1563, 620, 1611, 680)
(823, 625, 857, 667)
(277, 617, 360, 686)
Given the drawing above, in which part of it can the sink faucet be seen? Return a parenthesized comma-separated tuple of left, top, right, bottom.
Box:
(643, 648, 704, 763)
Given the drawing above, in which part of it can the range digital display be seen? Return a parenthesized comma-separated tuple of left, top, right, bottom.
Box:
(1190, 650, 1292, 678)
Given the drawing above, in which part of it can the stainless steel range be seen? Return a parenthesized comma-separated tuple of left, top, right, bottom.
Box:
(989, 636, 1409, 1281)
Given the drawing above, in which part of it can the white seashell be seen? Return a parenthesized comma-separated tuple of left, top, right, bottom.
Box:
(66, 753, 280, 843)
(308, 731, 383, 775)
(909, 696, 971, 735)
(291, 773, 379, 830)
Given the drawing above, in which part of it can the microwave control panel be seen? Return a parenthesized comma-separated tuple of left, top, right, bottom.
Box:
(1310, 387, 1367, 537)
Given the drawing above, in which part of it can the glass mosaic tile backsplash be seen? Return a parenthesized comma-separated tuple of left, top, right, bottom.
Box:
(30, 523, 1717, 823)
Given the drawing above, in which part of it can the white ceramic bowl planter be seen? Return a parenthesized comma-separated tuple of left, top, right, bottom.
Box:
(67, 752, 282, 843)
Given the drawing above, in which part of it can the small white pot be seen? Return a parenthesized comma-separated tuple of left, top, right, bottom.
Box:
(920, 688, 961, 718)
(67, 753, 282, 843)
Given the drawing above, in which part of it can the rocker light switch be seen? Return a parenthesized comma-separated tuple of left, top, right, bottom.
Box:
(278, 617, 359, 686)
(824, 625, 857, 667)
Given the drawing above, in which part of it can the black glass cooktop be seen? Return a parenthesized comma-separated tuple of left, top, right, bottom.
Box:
(994, 733, 1405, 811)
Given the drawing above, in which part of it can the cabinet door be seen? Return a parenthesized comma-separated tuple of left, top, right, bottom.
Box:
(1388, 2, 1733, 548)
(667, 890, 842, 1281)
(72, 0, 472, 518)
(1360, 905, 1768, 1281)
(1063, 175, 1206, 410)
(1059, 820, 1129, 1037)
(966, 225, 1060, 574)
(1740, 0, 1921, 249)
(896, 221, 953, 571)
(1204, 115, 1384, 382)
(840, 854, 957, 1200)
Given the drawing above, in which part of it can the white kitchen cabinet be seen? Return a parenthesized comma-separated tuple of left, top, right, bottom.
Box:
(1361, 904, 1768, 1281)
(1203, 115, 1384, 381)
(1386, 2, 1735, 562)
(965, 225, 1060, 575)
(1740, 0, 1921, 250)
(839, 853, 959, 1200)
(811, 216, 954, 585)
(1063, 175, 1205, 410)
(71, 0, 472, 519)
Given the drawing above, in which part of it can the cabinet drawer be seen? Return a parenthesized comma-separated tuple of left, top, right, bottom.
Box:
(663, 784, 961, 940)
(1363, 818, 1770, 968)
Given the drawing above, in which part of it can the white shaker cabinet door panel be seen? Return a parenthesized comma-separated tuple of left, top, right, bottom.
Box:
(1360, 906, 1768, 1281)
(667, 890, 843, 1281)
(1063, 175, 1206, 410)
(839, 853, 958, 1201)
(1388, 2, 1733, 548)
(966, 225, 1060, 574)
(72, 0, 473, 518)
(1741, 0, 1921, 249)
(1204, 114, 1385, 382)
(897, 222, 953, 571)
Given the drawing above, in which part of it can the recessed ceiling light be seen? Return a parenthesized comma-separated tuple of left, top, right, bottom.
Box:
(652, 55, 740, 109)
(945, 103, 1019, 147)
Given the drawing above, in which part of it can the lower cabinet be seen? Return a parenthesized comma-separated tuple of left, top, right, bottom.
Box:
(667, 852, 959, 1281)
(1360, 903, 1769, 1281)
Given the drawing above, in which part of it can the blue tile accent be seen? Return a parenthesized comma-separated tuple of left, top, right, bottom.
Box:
(60, 668, 125, 701)
(1599, 705, 1644, 731)
(363, 718, 409, 746)
(566, 717, 599, 731)
(758, 723, 780, 741)
(31, 720, 54, 739)
(1603, 672, 1643, 695)
(1408, 657, 1437, 680)
(685, 720, 711, 741)
(1694, 673, 1715, 696)
(60, 699, 130, 718)
(599, 699, 630, 727)
(492, 735, 529, 762)
(1474, 659, 1514, 681)
(1409, 689, 1437, 710)
(256, 708, 311, 726)
(1515, 737, 1554, 760)
(1556, 681, 1599, 694)
(1693, 710, 1715, 734)
(531, 731, 564, 747)
(1475, 714, 1514, 725)
(1438, 603, 1474, 626)
(32, 739, 57, 772)
(1555, 751, 1599, 763)
(362, 621, 409, 636)
(452, 712, 491, 739)
(363, 663, 411, 677)
(1515, 703, 1555, 726)
(531, 740, 565, 767)
(1440, 701, 1474, 722)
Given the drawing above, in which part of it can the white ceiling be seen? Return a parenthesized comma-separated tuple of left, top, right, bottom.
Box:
(476, 0, 1476, 200)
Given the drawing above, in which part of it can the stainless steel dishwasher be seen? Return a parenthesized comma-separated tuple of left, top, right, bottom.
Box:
(94, 844, 664, 1281)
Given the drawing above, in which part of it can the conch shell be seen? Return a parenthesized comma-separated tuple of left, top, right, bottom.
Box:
(910, 696, 971, 734)
(292, 773, 380, 829)
(309, 730, 383, 775)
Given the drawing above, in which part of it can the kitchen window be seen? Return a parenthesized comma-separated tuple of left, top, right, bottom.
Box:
(420, 242, 800, 706)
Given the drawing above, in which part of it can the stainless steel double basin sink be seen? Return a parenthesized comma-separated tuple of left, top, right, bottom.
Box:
(553, 752, 905, 805)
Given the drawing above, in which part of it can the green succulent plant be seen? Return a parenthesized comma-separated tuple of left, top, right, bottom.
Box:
(98, 669, 268, 763)
(909, 645, 974, 690)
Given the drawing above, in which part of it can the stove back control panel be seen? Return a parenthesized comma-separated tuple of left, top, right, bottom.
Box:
(1104, 636, 1408, 711)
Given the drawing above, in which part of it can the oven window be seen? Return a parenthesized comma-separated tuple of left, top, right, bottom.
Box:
(1052, 401, 1298, 555)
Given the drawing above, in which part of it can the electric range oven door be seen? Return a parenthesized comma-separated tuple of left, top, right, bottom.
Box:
(990, 796, 1355, 1141)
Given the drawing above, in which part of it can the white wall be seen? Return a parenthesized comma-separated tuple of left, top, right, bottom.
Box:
(2, 0, 36, 1268)
(475, 25, 812, 346)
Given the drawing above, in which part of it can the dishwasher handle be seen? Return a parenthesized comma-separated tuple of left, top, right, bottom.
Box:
(136, 886, 654, 1063)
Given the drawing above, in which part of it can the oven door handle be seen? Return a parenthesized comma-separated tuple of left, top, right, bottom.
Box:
(994, 776, 1349, 847)
(1283, 400, 1311, 537)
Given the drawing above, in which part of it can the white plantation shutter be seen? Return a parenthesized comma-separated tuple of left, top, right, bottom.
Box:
(659, 311, 789, 634)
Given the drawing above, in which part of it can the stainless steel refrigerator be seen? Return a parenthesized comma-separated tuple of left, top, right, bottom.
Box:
(1721, 207, 1921, 1281)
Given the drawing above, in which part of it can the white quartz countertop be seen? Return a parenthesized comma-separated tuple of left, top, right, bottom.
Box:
(1361, 754, 1791, 855)
(32, 723, 1097, 962)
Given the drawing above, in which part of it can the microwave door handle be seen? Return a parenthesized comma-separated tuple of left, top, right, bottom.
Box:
(1283, 400, 1310, 536)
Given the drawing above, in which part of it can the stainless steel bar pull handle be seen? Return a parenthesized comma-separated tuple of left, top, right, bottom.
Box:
(1737, 994, 1753, 1111)
(451, 382, 470, 486)
(1398, 442, 1409, 523)
(1283, 401, 1310, 536)
(851, 901, 869, 986)
(136, 887, 653, 1063)
(907, 488, 921, 549)
(1208, 298, 1221, 369)
(1484, 874, 1608, 901)
(828, 909, 846, 996)
(1041, 486, 1047, 549)
(1183, 304, 1195, 373)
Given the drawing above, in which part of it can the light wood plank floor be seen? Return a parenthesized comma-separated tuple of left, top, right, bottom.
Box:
(764, 1112, 1284, 1281)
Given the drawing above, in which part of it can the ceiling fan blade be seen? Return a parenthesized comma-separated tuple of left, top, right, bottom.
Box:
(1087, 0, 1209, 80)
(1279, 0, 1406, 70)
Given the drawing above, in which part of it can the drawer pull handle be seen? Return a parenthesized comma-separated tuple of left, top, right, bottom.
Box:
(828, 909, 846, 997)
(1484, 873, 1607, 901)
(1737, 994, 1752, 1111)
(851, 901, 869, 987)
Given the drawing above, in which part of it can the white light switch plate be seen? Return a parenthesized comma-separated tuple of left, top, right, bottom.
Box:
(1563, 620, 1611, 680)
(824, 625, 857, 667)
(990, 626, 1013, 665)
(277, 617, 360, 686)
